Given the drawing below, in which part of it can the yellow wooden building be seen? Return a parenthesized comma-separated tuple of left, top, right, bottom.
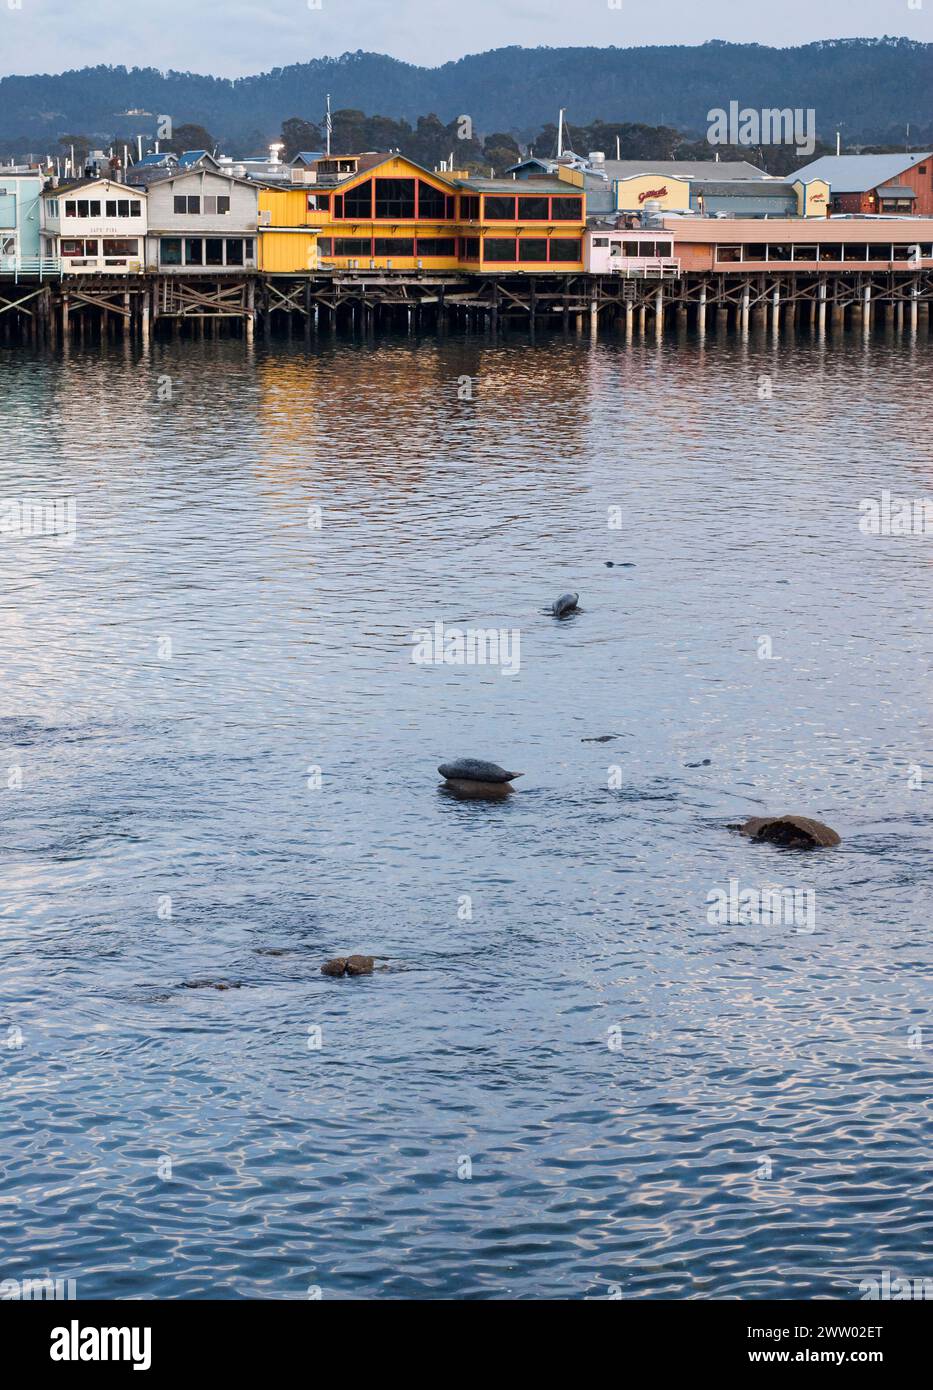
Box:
(257, 185, 328, 273)
(455, 165, 586, 273)
(257, 154, 587, 274)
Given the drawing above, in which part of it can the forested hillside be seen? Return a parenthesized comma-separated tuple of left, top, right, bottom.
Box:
(1, 38, 929, 155)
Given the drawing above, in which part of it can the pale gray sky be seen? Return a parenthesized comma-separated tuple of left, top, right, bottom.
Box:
(0, 0, 930, 76)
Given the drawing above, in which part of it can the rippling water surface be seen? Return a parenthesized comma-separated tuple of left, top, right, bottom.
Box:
(1, 327, 931, 1299)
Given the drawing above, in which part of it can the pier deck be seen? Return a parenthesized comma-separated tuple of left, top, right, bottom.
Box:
(2, 268, 933, 343)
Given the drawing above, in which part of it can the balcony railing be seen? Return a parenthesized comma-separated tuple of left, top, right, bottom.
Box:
(606, 257, 681, 280)
(0, 255, 64, 281)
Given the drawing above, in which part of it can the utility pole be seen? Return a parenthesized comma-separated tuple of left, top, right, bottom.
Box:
(325, 94, 332, 157)
(557, 108, 565, 159)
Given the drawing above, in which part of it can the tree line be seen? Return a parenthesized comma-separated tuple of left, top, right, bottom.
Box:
(0, 40, 931, 154)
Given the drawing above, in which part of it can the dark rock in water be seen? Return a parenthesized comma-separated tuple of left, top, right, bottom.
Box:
(552, 592, 579, 617)
(442, 778, 515, 798)
(686, 758, 712, 767)
(582, 734, 619, 743)
(738, 815, 841, 849)
(605, 562, 635, 568)
(438, 759, 521, 784)
(605, 561, 614, 567)
(346, 955, 374, 976)
(322, 955, 376, 976)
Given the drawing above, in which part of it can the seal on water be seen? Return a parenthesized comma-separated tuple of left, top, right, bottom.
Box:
(438, 759, 518, 783)
(438, 759, 523, 797)
(736, 815, 840, 849)
(552, 592, 579, 618)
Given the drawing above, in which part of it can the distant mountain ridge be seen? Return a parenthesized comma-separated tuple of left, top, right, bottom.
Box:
(1, 38, 931, 151)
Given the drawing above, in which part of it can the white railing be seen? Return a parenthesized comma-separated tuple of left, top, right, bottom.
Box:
(606, 257, 681, 280)
(0, 255, 64, 280)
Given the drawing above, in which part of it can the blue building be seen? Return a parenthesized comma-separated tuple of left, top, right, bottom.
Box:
(0, 170, 44, 272)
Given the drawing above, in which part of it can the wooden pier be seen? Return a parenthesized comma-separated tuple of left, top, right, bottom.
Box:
(3, 269, 933, 344)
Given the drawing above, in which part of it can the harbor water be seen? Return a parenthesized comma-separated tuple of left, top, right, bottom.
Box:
(1, 328, 930, 1299)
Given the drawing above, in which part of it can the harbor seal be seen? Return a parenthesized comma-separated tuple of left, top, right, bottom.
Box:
(438, 759, 520, 783)
(438, 759, 523, 798)
(552, 592, 579, 617)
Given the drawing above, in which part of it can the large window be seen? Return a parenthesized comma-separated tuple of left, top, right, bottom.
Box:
(105, 199, 141, 217)
(174, 195, 201, 214)
(416, 238, 456, 257)
(550, 238, 581, 261)
(417, 181, 448, 219)
(162, 236, 253, 266)
(333, 238, 371, 256)
(485, 196, 516, 220)
(102, 238, 138, 256)
(345, 180, 374, 218)
(517, 195, 548, 220)
(460, 237, 480, 258)
(203, 195, 230, 215)
(551, 196, 582, 220)
(620, 239, 673, 258)
(62, 238, 100, 257)
(459, 195, 480, 220)
(69, 200, 102, 218)
(518, 238, 548, 262)
(374, 238, 415, 255)
(374, 178, 415, 218)
(307, 193, 330, 212)
(818, 244, 843, 261)
(484, 237, 517, 260)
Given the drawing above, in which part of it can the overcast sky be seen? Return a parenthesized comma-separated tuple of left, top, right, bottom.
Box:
(1, 0, 930, 77)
